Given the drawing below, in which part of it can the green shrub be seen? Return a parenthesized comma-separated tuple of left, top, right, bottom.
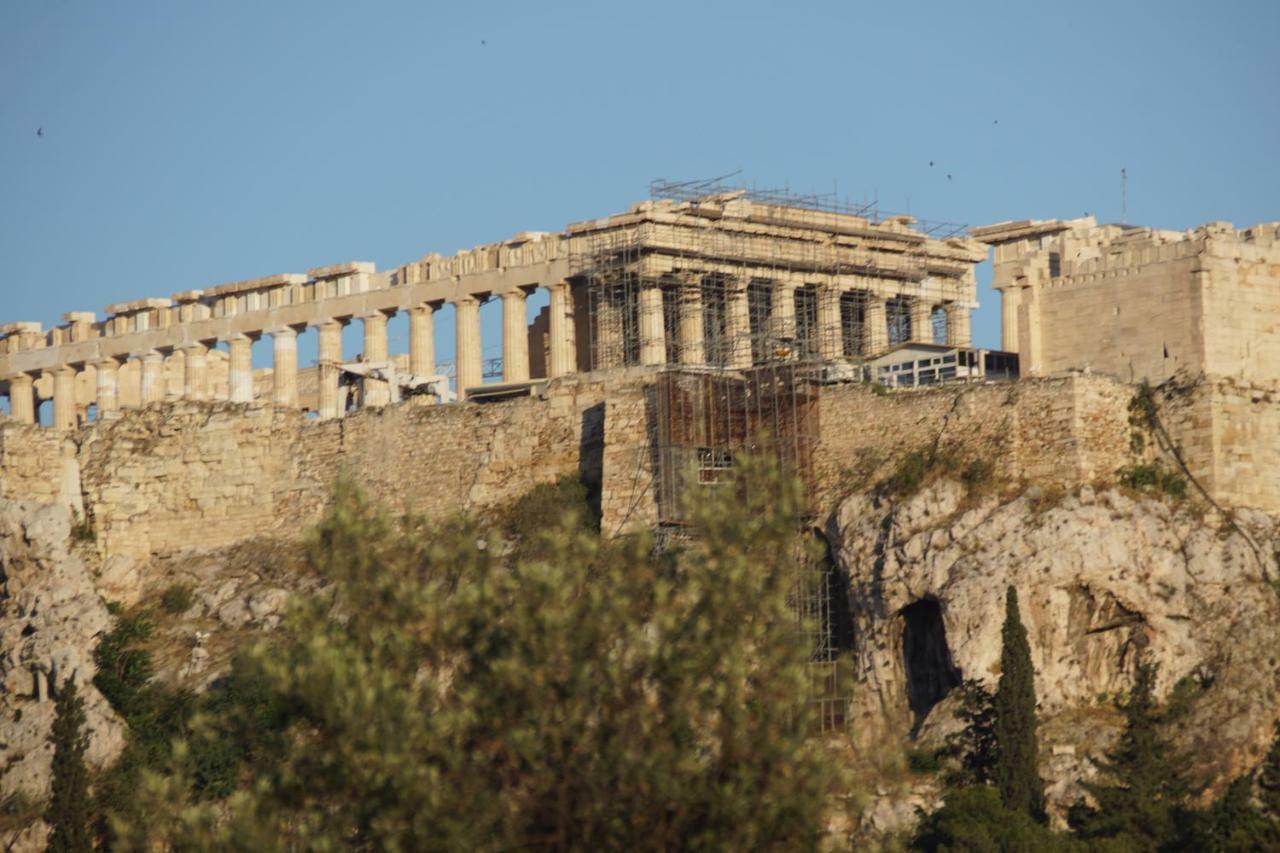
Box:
(160, 583, 195, 616)
(1117, 461, 1188, 499)
(908, 748, 943, 774)
(70, 514, 94, 543)
(877, 446, 998, 500)
(113, 465, 840, 850)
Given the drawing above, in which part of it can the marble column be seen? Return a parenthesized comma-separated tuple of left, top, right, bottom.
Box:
(501, 290, 530, 383)
(946, 303, 972, 348)
(51, 366, 76, 430)
(594, 289, 624, 370)
(910, 297, 935, 344)
(95, 358, 120, 416)
(183, 344, 209, 401)
(409, 304, 435, 377)
(677, 279, 705, 365)
(317, 319, 344, 420)
(817, 285, 843, 360)
(7, 374, 35, 424)
(723, 282, 751, 368)
(140, 351, 165, 405)
(272, 327, 298, 407)
(1001, 287, 1021, 353)
(454, 296, 482, 401)
(361, 312, 391, 407)
(864, 297, 889, 356)
(548, 282, 575, 378)
(638, 285, 667, 366)
(772, 281, 798, 344)
(228, 334, 254, 403)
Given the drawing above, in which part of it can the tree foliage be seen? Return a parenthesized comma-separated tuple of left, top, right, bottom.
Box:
(914, 785, 1075, 853)
(942, 679, 998, 786)
(1071, 660, 1192, 849)
(115, 460, 840, 850)
(46, 677, 92, 853)
(993, 586, 1045, 822)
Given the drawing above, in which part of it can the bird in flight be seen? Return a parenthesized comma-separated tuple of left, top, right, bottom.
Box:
(36, 128, 43, 138)
(929, 160, 934, 167)
(481, 39, 486, 45)
(947, 174, 953, 181)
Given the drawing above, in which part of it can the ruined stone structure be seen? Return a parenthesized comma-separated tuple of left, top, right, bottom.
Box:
(4, 189, 1280, 848)
(0, 187, 984, 429)
(975, 216, 1280, 385)
(974, 216, 1280, 511)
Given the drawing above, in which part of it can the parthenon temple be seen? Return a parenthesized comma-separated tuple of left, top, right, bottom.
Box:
(0, 183, 988, 429)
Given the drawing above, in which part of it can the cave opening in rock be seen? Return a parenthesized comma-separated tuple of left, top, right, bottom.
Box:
(901, 598, 961, 719)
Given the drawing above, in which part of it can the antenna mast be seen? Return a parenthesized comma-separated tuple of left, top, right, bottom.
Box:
(1121, 167, 1128, 224)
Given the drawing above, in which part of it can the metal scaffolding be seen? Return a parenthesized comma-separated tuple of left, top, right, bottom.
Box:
(576, 178, 970, 732)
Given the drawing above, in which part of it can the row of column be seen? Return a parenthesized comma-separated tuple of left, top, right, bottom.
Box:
(606, 279, 972, 371)
(4, 282, 580, 428)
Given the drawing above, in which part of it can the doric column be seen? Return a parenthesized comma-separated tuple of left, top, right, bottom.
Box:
(95, 358, 120, 415)
(317, 319, 344, 420)
(51, 366, 76, 430)
(361, 312, 391, 407)
(864, 296, 889, 356)
(271, 327, 299, 407)
(454, 296, 482, 401)
(501, 290, 530, 383)
(817, 285, 843, 360)
(183, 344, 209, 401)
(408, 304, 435, 377)
(594, 288, 624, 370)
(456, 296, 483, 393)
(639, 285, 667, 366)
(677, 279, 705, 365)
(910, 298, 935, 344)
(140, 351, 165, 405)
(945, 303, 972, 347)
(725, 281, 751, 368)
(228, 334, 255, 403)
(7, 374, 35, 424)
(772, 281, 797, 342)
(1000, 286, 1020, 353)
(547, 282, 575, 378)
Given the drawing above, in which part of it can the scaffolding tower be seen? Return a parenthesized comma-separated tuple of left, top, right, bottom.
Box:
(567, 178, 969, 731)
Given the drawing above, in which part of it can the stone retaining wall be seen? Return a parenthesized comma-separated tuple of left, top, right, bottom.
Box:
(0, 370, 1271, 561)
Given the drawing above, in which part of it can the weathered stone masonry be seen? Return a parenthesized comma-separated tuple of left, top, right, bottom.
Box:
(0, 370, 1142, 561)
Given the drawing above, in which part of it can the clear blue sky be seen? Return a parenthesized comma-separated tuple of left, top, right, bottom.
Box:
(3, 0, 1278, 365)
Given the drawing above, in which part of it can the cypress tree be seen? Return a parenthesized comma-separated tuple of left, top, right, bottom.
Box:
(46, 676, 93, 853)
(1073, 660, 1188, 847)
(993, 585, 1046, 822)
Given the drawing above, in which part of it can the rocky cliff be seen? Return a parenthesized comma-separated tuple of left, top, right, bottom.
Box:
(0, 501, 126, 848)
(830, 479, 1280, 829)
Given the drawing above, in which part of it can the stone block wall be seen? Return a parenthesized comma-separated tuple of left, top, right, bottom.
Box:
(812, 374, 1134, 510)
(0, 422, 74, 507)
(0, 369, 1273, 562)
(61, 373, 644, 559)
(1160, 377, 1280, 513)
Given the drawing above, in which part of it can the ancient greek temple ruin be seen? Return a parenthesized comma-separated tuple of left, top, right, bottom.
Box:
(0, 182, 988, 429)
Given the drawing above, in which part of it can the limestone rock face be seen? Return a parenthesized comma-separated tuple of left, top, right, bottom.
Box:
(0, 500, 126, 801)
(830, 481, 1280, 815)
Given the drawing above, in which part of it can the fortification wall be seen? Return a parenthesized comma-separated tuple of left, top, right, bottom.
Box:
(1159, 377, 1280, 514)
(0, 370, 1272, 560)
(1032, 256, 1204, 384)
(65, 374, 642, 559)
(0, 422, 74, 507)
(811, 374, 1133, 508)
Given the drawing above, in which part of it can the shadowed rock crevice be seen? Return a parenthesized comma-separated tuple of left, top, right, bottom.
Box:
(900, 597, 961, 720)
